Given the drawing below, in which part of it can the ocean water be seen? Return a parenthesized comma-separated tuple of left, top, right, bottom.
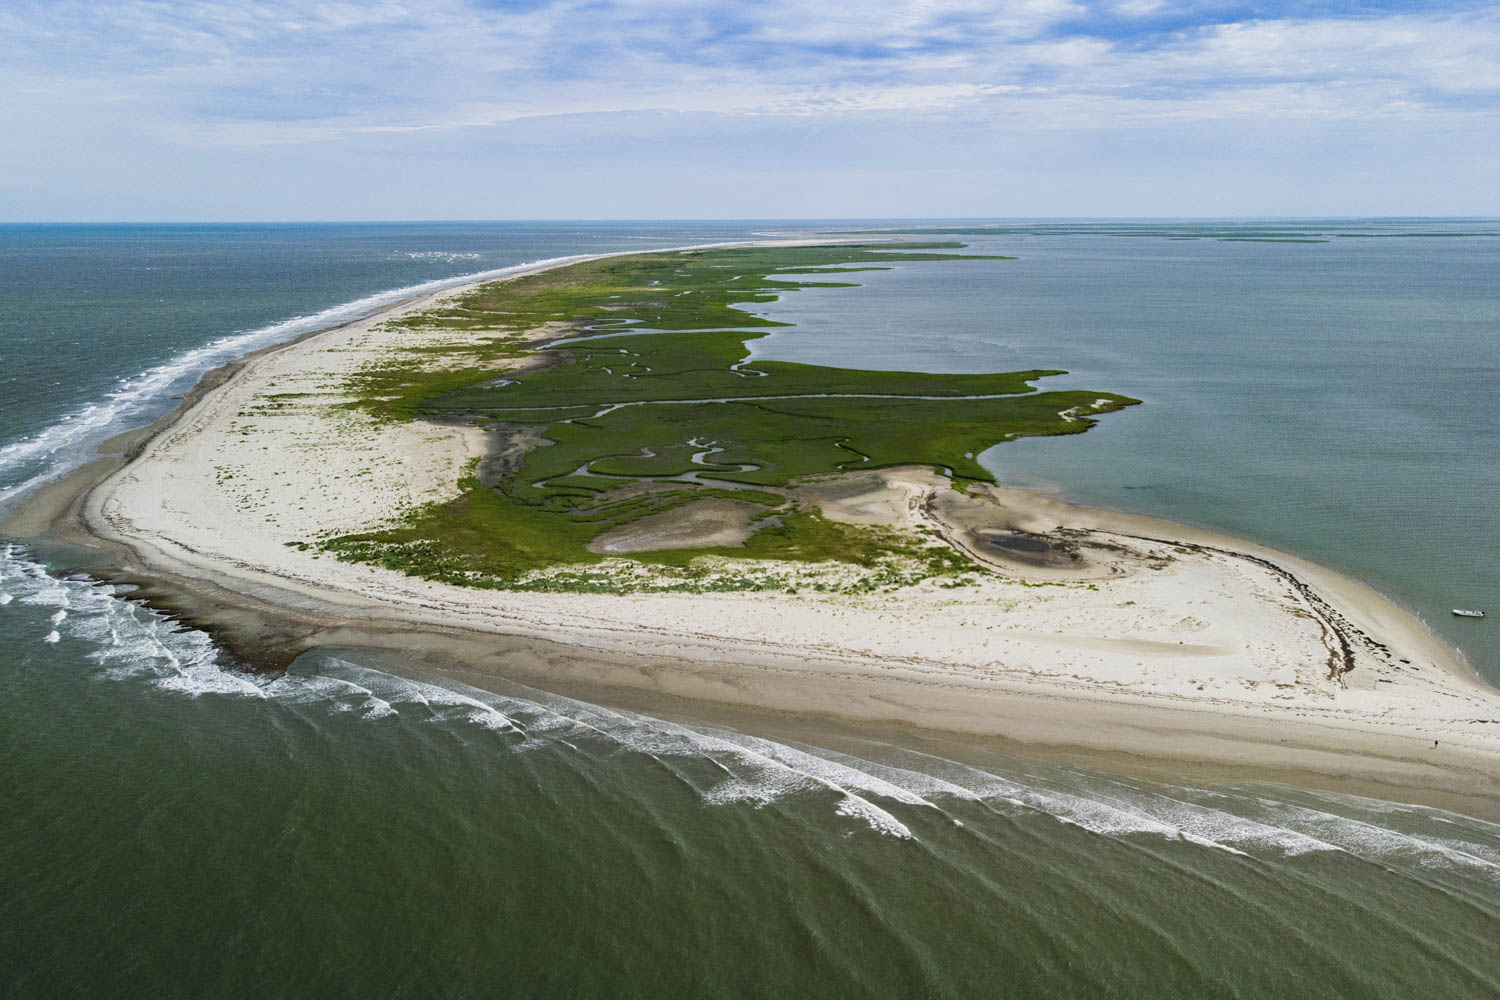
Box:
(2, 221, 1499, 998)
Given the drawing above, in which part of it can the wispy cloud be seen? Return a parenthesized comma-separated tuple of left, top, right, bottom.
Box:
(9, 1, 1497, 131)
(2, 0, 1496, 217)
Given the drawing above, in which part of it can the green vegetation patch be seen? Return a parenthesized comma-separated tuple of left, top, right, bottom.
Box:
(321, 244, 1138, 590)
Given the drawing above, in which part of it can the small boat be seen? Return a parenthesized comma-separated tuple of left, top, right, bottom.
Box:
(1452, 609, 1486, 618)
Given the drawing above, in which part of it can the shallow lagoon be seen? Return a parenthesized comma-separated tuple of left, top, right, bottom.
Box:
(751, 220, 1500, 684)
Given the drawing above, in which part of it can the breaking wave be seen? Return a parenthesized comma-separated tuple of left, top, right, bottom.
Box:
(0, 255, 594, 506)
(0, 238, 777, 509)
(4, 540, 1499, 873)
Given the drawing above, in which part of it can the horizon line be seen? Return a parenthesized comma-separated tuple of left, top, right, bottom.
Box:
(4, 215, 1499, 226)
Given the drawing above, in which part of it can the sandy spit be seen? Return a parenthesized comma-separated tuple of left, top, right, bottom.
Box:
(16, 242, 1500, 819)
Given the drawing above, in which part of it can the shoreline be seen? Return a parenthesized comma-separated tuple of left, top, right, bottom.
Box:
(7, 242, 1500, 820)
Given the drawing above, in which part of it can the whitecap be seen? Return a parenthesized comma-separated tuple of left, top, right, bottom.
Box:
(286, 661, 915, 837)
(606, 719, 916, 838)
(0, 257, 583, 504)
(835, 796, 915, 840)
(0, 546, 265, 698)
(299, 659, 524, 735)
(262, 671, 396, 720)
(808, 741, 1339, 858)
(0, 242, 757, 505)
(691, 726, 936, 811)
(1239, 798, 1500, 876)
(8, 545, 1485, 860)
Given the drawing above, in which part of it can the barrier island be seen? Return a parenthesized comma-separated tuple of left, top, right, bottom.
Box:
(51, 240, 1500, 818)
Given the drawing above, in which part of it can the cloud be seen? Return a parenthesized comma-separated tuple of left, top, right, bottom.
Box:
(7, 1, 1489, 131)
(1, 0, 1496, 217)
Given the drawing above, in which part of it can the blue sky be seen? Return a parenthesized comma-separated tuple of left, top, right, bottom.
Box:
(2, 0, 1497, 219)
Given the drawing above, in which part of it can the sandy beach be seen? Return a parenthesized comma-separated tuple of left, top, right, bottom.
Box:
(18, 245, 1500, 817)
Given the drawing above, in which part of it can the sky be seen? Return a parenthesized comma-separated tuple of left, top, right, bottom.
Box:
(2, 0, 1498, 220)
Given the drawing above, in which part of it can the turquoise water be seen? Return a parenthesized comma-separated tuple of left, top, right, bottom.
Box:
(3, 222, 1499, 997)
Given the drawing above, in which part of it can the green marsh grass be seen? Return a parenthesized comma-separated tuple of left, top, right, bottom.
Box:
(321, 245, 1138, 590)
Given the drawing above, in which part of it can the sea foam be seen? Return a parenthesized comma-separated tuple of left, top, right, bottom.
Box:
(0, 239, 770, 507)
(5, 541, 1499, 867)
(0, 255, 593, 506)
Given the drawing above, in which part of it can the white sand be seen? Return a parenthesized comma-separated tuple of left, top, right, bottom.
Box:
(80, 248, 1500, 803)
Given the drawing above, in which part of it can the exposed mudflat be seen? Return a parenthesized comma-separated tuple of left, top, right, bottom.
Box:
(589, 498, 761, 553)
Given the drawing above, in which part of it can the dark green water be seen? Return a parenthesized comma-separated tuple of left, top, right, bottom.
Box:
(3, 222, 1499, 998)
